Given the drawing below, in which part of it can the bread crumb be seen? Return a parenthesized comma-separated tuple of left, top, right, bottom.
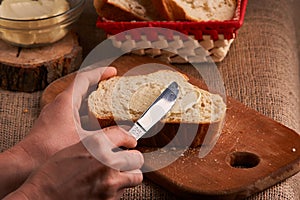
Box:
(23, 108, 29, 113)
(170, 147, 177, 151)
(160, 148, 167, 153)
(292, 148, 296, 152)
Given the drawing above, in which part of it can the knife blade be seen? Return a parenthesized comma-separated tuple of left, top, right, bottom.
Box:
(129, 81, 179, 140)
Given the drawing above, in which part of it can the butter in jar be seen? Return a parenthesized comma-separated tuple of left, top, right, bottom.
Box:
(0, 0, 70, 47)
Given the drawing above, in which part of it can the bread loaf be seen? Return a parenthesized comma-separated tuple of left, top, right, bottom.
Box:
(88, 70, 226, 147)
(152, 0, 237, 21)
(94, 0, 237, 22)
(93, 0, 162, 21)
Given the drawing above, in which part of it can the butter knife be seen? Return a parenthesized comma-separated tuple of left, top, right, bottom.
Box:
(129, 81, 179, 140)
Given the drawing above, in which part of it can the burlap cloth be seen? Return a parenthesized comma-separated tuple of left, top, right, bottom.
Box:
(0, 0, 299, 199)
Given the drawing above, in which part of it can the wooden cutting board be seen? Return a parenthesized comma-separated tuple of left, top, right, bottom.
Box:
(41, 55, 300, 199)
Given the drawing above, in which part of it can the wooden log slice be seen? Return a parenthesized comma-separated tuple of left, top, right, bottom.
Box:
(0, 32, 82, 92)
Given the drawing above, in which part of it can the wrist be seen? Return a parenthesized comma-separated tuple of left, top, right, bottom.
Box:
(12, 130, 51, 168)
(3, 190, 29, 200)
(6, 144, 38, 173)
(0, 148, 35, 198)
(1, 146, 57, 200)
(3, 182, 49, 200)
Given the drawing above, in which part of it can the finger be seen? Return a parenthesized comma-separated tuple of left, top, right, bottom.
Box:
(98, 67, 117, 81)
(119, 169, 143, 188)
(118, 125, 131, 132)
(111, 150, 144, 171)
(73, 66, 117, 103)
(91, 126, 137, 149)
(79, 127, 136, 167)
(80, 128, 141, 171)
(79, 65, 117, 85)
(80, 131, 113, 158)
(72, 66, 116, 94)
(86, 126, 137, 152)
(70, 66, 117, 108)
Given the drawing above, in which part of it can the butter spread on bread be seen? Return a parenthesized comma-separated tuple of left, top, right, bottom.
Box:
(88, 70, 226, 147)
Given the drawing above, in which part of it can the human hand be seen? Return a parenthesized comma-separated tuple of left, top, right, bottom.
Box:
(4, 126, 144, 200)
(11, 66, 117, 169)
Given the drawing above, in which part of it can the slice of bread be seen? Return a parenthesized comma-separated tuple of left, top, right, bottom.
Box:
(88, 70, 226, 147)
(93, 0, 162, 21)
(152, 0, 237, 21)
(94, 0, 237, 22)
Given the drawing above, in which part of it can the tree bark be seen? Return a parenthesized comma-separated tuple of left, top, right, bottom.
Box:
(0, 32, 82, 92)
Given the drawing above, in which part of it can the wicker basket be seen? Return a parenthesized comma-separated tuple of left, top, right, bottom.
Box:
(96, 0, 248, 63)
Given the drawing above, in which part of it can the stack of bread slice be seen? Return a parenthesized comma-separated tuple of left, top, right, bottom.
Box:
(94, 0, 237, 21)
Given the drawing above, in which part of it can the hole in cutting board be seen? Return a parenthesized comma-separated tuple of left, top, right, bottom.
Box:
(227, 152, 260, 169)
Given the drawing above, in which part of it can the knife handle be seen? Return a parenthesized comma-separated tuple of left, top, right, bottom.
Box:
(129, 123, 146, 140)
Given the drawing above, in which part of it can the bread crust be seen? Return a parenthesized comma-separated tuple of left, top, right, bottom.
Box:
(152, 0, 237, 22)
(97, 118, 222, 148)
(94, 0, 163, 21)
(93, 0, 107, 11)
(94, 0, 146, 21)
(152, 0, 187, 21)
